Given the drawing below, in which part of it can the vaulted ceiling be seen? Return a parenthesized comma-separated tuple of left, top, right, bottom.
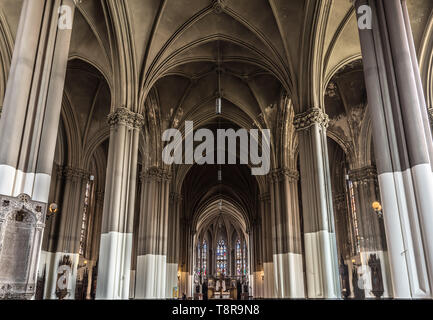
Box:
(1, 0, 433, 225)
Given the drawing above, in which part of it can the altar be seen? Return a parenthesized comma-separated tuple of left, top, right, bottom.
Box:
(196, 276, 248, 300)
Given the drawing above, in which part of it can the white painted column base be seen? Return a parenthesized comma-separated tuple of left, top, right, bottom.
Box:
(263, 262, 275, 298)
(166, 263, 178, 299)
(96, 232, 133, 300)
(135, 254, 167, 299)
(304, 231, 340, 298)
(273, 252, 305, 298)
(253, 271, 263, 298)
(379, 171, 431, 298)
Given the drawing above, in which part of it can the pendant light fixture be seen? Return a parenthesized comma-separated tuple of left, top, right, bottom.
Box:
(216, 41, 222, 115)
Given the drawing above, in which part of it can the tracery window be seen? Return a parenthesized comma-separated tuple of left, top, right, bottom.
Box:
(79, 177, 93, 256)
(202, 240, 207, 276)
(236, 239, 242, 276)
(196, 243, 201, 276)
(216, 239, 227, 275)
(243, 241, 247, 275)
(347, 180, 360, 255)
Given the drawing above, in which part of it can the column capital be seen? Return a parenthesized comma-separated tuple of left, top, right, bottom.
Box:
(348, 166, 377, 183)
(141, 167, 171, 182)
(293, 107, 329, 131)
(107, 107, 145, 129)
(58, 166, 91, 181)
(271, 168, 299, 182)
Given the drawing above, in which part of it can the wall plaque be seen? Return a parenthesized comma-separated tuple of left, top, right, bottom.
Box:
(0, 194, 46, 299)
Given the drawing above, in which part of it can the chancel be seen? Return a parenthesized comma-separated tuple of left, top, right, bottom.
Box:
(1, 0, 433, 301)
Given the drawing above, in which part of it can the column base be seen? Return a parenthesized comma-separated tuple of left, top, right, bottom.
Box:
(135, 254, 167, 299)
(273, 252, 305, 298)
(96, 231, 133, 299)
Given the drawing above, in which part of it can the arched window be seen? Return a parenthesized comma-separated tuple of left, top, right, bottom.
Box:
(196, 243, 201, 276)
(236, 239, 242, 276)
(243, 241, 247, 275)
(79, 178, 93, 256)
(216, 239, 227, 275)
(202, 240, 207, 276)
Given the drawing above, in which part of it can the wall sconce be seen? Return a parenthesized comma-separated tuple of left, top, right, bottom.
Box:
(46, 203, 59, 220)
(177, 270, 181, 281)
(260, 271, 264, 281)
(78, 259, 88, 269)
(371, 201, 383, 218)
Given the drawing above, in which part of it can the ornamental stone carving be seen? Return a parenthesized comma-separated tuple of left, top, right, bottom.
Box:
(107, 107, 145, 129)
(0, 193, 46, 299)
(141, 167, 171, 182)
(348, 166, 377, 183)
(57, 166, 91, 181)
(212, 0, 226, 13)
(293, 107, 329, 131)
(270, 168, 299, 182)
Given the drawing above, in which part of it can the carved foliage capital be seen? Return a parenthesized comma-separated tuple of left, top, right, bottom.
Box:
(349, 166, 377, 183)
(141, 167, 171, 182)
(58, 166, 90, 181)
(294, 108, 329, 131)
(271, 168, 299, 182)
(108, 107, 145, 129)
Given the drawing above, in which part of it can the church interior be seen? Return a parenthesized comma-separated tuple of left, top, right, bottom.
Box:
(1, 0, 433, 300)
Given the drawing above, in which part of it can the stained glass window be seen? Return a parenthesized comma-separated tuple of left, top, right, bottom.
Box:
(79, 179, 93, 256)
(202, 240, 207, 276)
(197, 243, 201, 276)
(243, 241, 247, 275)
(216, 239, 227, 275)
(236, 239, 242, 276)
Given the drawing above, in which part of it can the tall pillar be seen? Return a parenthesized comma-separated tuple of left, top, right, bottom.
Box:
(135, 167, 170, 299)
(42, 166, 90, 299)
(270, 169, 305, 298)
(166, 192, 182, 299)
(355, 0, 433, 298)
(0, 0, 75, 299)
(251, 218, 262, 298)
(95, 108, 143, 299)
(294, 108, 341, 298)
(259, 193, 275, 298)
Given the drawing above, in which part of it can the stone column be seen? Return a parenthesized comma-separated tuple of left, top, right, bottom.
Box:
(252, 218, 264, 298)
(269, 169, 305, 298)
(0, 0, 75, 299)
(166, 192, 182, 298)
(42, 166, 90, 299)
(259, 193, 275, 298)
(348, 166, 392, 297)
(294, 108, 341, 298)
(95, 108, 143, 299)
(134, 167, 171, 299)
(355, 0, 433, 298)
